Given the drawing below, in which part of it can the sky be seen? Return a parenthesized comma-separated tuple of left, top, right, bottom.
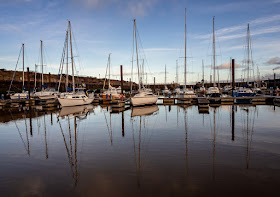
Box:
(0, 0, 280, 85)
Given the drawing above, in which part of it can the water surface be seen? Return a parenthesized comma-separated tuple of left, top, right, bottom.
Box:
(0, 104, 279, 197)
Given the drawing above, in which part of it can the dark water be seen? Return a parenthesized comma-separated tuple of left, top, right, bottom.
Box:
(0, 104, 279, 197)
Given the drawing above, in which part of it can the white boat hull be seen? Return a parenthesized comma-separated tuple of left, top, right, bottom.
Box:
(58, 97, 94, 107)
(131, 96, 158, 106)
(10, 93, 29, 99)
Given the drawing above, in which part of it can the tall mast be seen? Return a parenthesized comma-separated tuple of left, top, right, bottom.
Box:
(184, 8, 187, 89)
(131, 20, 135, 93)
(41, 40, 44, 88)
(213, 17, 216, 87)
(35, 64, 37, 88)
(202, 60, 204, 87)
(69, 21, 75, 93)
(247, 24, 250, 84)
(176, 60, 178, 85)
(134, 19, 141, 90)
(165, 64, 167, 85)
(108, 53, 111, 87)
(66, 30, 69, 91)
(22, 43, 24, 88)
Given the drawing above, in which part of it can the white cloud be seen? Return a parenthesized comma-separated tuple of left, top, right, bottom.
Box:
(216, 62, 242, 70)
(266, 57, 280, 65)
(194, 14, 280, 41)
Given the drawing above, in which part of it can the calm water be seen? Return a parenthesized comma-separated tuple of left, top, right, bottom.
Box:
(0, 104, 280, 197)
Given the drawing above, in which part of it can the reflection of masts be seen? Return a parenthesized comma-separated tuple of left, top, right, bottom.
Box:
(10, 112, 29, 154)
(104, 112, 113, 145)
(74, 116, 78, 186)
(212, 108, 216, 180)
(24, 114, 30, 155)
(58, 120, 74, 178)
(68, 117, 73, 161)
(184, 109, 188, 176)
(44, 113, 48, 159)
(137, 116, 142, 187)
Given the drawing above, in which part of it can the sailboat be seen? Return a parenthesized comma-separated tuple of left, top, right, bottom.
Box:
(58, 21, 94, 107)
(177, 8, 196, 99)
(173, 60, 181, 94)
(130, 19, 158, 106)
(198, 60, 206, 95)
(34, 40, 58, 100)
(233, 24, 255, 97)
(206, 17, 220, 97)
(101, 54, 123, 100)
(9, 44, 29, 99)
(162, 65, 171, 95)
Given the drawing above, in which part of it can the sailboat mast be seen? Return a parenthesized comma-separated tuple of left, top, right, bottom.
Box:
(22, 43, 24, 88)
(35, 64, 37, 88)
(176, 60, 178, 84)
(69, 21, 75, 93)
(202, 60, 205, 87)
(213, 17, 216, 87)
(134, 19, 141, 90)
(247, 24, 250, 84)
(184, 8, 187, 89)
(66, 30, 69, 91)
(165, 64, 167, 85)
(41, 40, 44, 88)
(108, 53, 111, 87)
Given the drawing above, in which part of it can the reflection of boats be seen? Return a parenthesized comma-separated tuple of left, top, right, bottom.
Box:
(131, 105, 159, 117)
(59, 104, 94, 118)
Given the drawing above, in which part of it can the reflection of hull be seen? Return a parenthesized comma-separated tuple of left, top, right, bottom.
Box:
(59, 104, 94, 117)
(58, 98, 94, 107)
(131, 96, 158, 106)
(131, 105, 159, 117)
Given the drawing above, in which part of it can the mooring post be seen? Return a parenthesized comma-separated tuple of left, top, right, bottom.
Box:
(231, 106, 235, 141)
(232, 59, 235, 96)
(120, 65, 124, 95)
(27, 67, 31, 100)
(49, 72, 51, 88)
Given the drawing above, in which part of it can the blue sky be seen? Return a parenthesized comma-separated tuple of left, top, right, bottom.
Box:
(0, 0, 280, 85)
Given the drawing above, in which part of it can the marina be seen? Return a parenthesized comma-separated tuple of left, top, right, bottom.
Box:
(1, 0, 280, 196)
